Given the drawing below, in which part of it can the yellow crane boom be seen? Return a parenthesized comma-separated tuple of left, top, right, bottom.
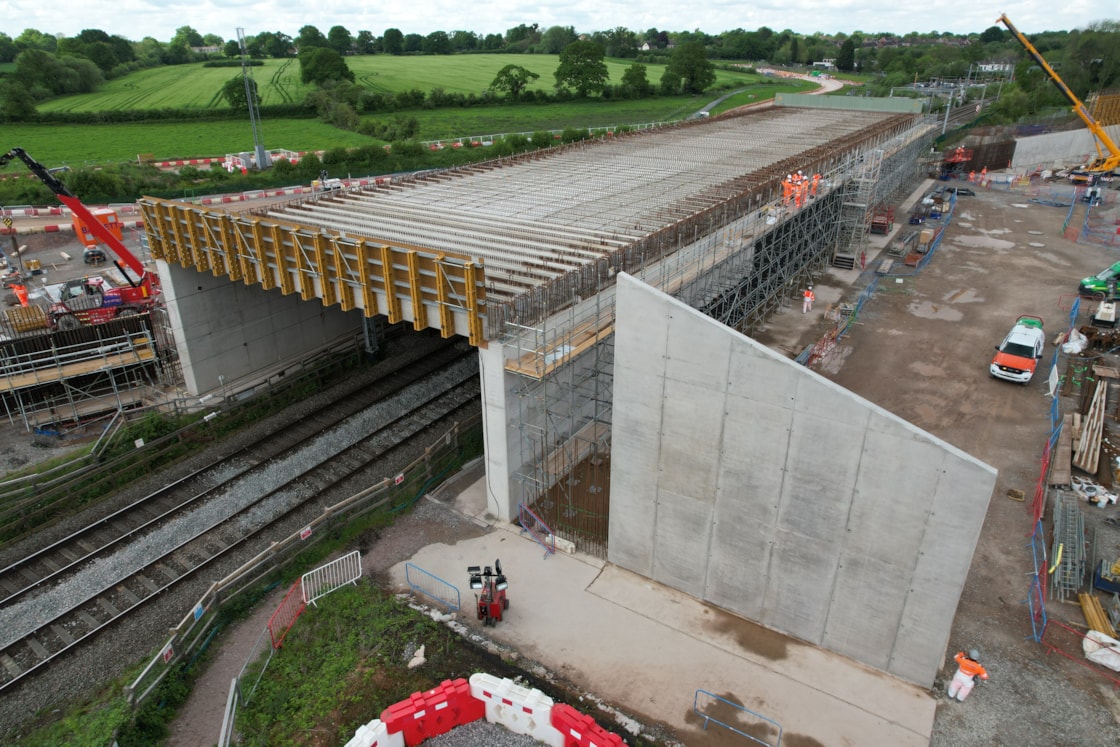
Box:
(999, 13, 1120, 175)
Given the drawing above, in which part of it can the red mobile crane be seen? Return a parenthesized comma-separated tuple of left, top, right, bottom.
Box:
(0, 147, 158, 330)
(999, 14, 1120, 182)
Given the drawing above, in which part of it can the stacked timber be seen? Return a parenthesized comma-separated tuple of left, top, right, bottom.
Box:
(1079, 592, 1117, 638)
(1074, 381, 1108, 475)
(1049, 413, 1073, 487)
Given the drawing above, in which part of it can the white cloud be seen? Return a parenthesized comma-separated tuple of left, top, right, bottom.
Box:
(7, 0, 1114, 43)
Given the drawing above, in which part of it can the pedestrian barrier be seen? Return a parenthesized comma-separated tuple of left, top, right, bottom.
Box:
(404, 562, 461, 611)
(344, 673, 627, 747)
(302, 549, 362, 607)
(518, 502, 556, 558)
(469, 672, 562, 746)
(692, 689, 782, 747)
(551, 703, 626, 747)
(267, 578, 306, 649)
(381, 678, 486, 745)
(342, 718, 405, 747)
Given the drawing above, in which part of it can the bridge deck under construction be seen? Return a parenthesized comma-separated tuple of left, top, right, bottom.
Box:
(139, 105, 922, 348)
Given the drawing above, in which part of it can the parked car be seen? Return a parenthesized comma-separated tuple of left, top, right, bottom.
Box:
(990, 315, 1045, 384)
(1079, 261, 1120, 296)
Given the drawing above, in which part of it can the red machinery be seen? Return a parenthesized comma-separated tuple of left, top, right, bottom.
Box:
(468, 559, 509, 626)
(0, 147, 159, 331)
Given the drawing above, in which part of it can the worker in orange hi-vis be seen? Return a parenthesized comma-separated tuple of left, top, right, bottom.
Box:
(802, 284, 815, 314)
(980, 166, 988, 185)
(810, 173, 821, 197)
(947, 650, 989, 702)
(968, 170, 976, 183)
(782, 176, 793, 207)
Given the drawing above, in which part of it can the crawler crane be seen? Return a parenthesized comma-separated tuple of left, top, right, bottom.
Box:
(999, 14, 1120, 181)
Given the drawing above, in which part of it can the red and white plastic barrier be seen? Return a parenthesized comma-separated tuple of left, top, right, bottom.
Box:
(344, 719, 404, 747)
(343, 674, 627, 747)
(470, 672, 563, 746)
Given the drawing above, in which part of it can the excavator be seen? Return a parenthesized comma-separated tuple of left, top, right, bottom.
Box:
(999, 14, 1120, 183)
(0, 147, 158, 331)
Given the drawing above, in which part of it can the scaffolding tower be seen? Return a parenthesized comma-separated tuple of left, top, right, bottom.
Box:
(0, 320, 162, 429)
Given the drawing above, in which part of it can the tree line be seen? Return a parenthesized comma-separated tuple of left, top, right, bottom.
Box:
(1, 20, 1118, 128)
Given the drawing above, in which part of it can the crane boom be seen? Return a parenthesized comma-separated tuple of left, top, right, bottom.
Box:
(998, 14, 1120, 174)
(0, 147, 148, 280)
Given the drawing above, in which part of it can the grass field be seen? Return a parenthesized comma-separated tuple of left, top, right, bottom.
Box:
(5, 59, 816, 168)
(37, 55, 769, 113)
(10, 91, 815, 166)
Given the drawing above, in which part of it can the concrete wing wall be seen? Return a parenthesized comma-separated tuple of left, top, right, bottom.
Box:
(160, 262, 362, 395)
(607, 273, 996, 686)
(1011, 123, 1120, 169)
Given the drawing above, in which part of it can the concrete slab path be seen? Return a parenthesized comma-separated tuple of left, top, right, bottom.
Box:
(387, 476, 936, 746)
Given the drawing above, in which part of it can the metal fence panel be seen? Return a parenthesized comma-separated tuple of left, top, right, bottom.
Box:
(302, 549, 362, 607)
(404, 562, 461, 611)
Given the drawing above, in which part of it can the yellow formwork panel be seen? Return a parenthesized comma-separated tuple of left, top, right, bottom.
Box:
(183, 213, 208, 273)
(275, 226, 293, 295)
(315, 232, 335, 307)
(379, 244, 403, 324)
(406, 251, 425, 332)
(334, 241, 355, 312)
(355, 239, 379, 317)
(136, 197, 488, 347)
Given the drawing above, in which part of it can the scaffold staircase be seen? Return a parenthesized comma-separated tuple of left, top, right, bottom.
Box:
(833, 149, 884, 269)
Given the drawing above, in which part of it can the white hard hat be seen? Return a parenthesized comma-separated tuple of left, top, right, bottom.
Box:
(969, 649, 980, 660)
(787, 174, 792, 179)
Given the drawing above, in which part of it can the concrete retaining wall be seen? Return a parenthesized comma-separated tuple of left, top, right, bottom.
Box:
(1011, 124, 1120, 170)
(607, 273, 996, 686)
(159, 262, 362, 395)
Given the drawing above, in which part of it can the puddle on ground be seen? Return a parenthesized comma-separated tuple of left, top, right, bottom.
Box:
(908, 300, 964, 321)
(943, 288, 984, 303)
(1038, 252, 1068, 265)
(949, 234, 1016, 250)
(910, 361, 944, 377)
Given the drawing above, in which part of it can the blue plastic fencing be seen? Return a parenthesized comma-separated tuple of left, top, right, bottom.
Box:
(1024, 520, 1049, 643)
(404, 563, 461, 612)
(693, 689, 782, 747)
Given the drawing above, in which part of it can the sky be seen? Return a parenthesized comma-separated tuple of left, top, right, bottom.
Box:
(6, 0, 1114, 44)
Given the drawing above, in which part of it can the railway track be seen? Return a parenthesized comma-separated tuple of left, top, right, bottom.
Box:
(0, 343, 480, 692)
(0, 340, 472, 606)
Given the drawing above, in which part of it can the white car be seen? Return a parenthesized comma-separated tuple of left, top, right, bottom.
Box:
(990, 316, 1045, 384)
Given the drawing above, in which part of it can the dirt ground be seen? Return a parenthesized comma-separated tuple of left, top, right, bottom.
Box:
(755, 180, 1120, 745)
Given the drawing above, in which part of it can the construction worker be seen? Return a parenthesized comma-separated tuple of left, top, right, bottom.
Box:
(782, 176, 793, 207)
(968, 170, 976, 183)
(802, 284, 815, 314)
(810, 173, 821, 198)
(980, 166, 988, 186)
(947, 650, 988, 702)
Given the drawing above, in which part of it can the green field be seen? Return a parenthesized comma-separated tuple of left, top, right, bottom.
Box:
(3, 58, 815, 171)
(10, 90, 820, 166)
(37, 55, 767, 113)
